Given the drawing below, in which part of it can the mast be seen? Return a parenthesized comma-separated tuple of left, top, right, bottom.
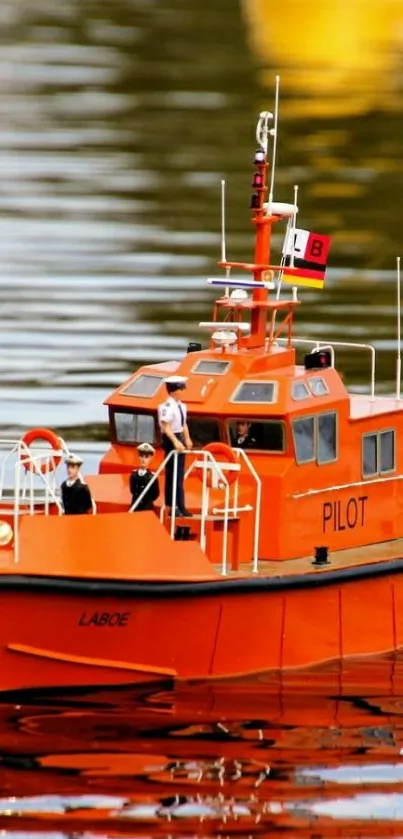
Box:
(249, 110, 275, 347)
(213, 77, 299, 353)
(248, 77, 280, 347)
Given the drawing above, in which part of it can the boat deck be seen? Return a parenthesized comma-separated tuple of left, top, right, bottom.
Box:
(221, 537, 403, 578)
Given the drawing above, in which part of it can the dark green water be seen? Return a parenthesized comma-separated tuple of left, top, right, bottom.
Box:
(1, 0, 403, 834)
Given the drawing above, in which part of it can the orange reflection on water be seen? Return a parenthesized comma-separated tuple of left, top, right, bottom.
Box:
(0, 658, 403, 833)
(242, 0, 403, 116)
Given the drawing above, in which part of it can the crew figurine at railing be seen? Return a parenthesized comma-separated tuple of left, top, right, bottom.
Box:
(231, 420, 257, 450)
(130, 442, 160, 512)
(158, 375, 193, 517)
(61, 454, 93, 515)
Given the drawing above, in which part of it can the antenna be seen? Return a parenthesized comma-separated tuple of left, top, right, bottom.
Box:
(220, 178, 231, 296)
(276, 217, 291, 301)
(397, 256, 401, 400)
(221, 179, 226, 264)
(268, 74, 280, 210)
(290, 184, 299, 269)
(275, 184, 299, 301)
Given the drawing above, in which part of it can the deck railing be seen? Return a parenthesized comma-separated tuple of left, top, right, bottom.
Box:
(276, 337, 376, 399)
(0, 437, 97, 563)
(1, 437, 260, 572)
(129, 447, 262, 575)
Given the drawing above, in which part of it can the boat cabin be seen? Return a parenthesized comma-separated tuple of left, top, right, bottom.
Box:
(93, 307, 403, 568)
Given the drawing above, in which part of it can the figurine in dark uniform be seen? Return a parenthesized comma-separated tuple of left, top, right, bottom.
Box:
(231, 420, 258, 450)
(129, 442, 160, 511)
(61, 454, 93, 515)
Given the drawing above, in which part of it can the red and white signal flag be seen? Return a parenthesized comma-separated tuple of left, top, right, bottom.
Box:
(282, 229, 331, 289)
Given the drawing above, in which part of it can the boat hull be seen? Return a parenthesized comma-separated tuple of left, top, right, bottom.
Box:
(1, 562, 403, 691)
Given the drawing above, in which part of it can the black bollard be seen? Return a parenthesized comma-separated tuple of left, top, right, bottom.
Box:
(312, 546, 330, 566)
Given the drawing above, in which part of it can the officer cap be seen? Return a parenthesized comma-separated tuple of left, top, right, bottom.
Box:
(137, 442, 155, 455)
(164, 375, 187, 391)
(65, 453, 83, 466)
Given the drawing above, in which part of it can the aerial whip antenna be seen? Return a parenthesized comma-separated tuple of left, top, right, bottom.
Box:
(220, 178, 231, 295)
(276, 184, 299, 301)
(221, 178, 226, 264)
(397, 256, 401, 400)
(268, 74, 280, 211)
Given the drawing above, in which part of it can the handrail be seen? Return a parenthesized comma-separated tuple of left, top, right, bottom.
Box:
(14, 449, 65, 563)
(0, 437, 74, 563)
(233, 449, 262, 573)
(19, 451, 64, 512)
(0, 440, 64, 509)
(0, 439, 33, 502)
(129, 448, 231, 574)
(275, 336, 376, 400)
(129, 446, 261, 575)
(292, 471, 403, 499)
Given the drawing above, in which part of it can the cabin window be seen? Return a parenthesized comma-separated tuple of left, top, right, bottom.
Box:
(292, 381, 310, 401)
(114, 412, 156, 444)
(232, 381, 277, 403)
(293, 411, 337, 465)
(362, 429, 395, 478)
(317, 412, 337, 464)
(186, 417, 221, 448)
(193, 360, 230, 375)
(362, 434, 377, 477)
(292, 416, 315, 463)
(120, 374, 163, 398)
(380, 430, 395, 473)
(308, 376, 329, 396)
(227, 420, 285, 452)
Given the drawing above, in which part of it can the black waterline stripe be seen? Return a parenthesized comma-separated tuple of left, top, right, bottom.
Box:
(1, 559, 403, 597)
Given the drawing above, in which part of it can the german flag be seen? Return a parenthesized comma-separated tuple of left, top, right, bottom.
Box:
(282, 229, 331, 289)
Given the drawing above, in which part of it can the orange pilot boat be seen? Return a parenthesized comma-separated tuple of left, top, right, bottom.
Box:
(1, 89, 403, 693)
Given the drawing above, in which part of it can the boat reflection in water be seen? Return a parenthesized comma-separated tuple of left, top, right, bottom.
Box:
(1, 657, 403, 833)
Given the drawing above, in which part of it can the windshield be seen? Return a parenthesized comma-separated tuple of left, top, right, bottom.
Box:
(227, 419, 285, 451)
(186, 417, 221, 448)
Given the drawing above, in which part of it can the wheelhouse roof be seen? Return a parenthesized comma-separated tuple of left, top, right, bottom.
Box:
(105, 347, 350, 417)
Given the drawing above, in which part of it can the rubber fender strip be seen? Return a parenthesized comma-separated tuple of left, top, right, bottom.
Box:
(2, 558, 403, 597)
(7, 643, 177, 676)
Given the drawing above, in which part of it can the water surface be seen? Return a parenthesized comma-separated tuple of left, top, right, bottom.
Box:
(1, 0, 403, 442)
(1, 659, 403, 836)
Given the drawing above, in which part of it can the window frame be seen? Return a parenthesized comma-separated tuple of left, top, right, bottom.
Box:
(379, 428, 396, 475)
(292, 414, 316, 465)
(226, 418, 287, 454)
(362, 432, 378, 478)
(112, 409, 157, 446)
(119, 374, 164, 398)
(291, 380, 310, 401)
(191, 360, 230, 376)
(308, 376, 329, 397)
(230, 380, 278, 405)
(362, 428, 396, 479)
(292, 410, 338, 466)
(317, 410, 338, 465)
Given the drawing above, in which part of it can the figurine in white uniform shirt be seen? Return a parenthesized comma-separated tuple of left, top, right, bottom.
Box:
(158, 376, 193, 517)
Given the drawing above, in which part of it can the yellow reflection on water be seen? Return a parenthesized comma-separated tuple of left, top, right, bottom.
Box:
(242, 0, 403, 116)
